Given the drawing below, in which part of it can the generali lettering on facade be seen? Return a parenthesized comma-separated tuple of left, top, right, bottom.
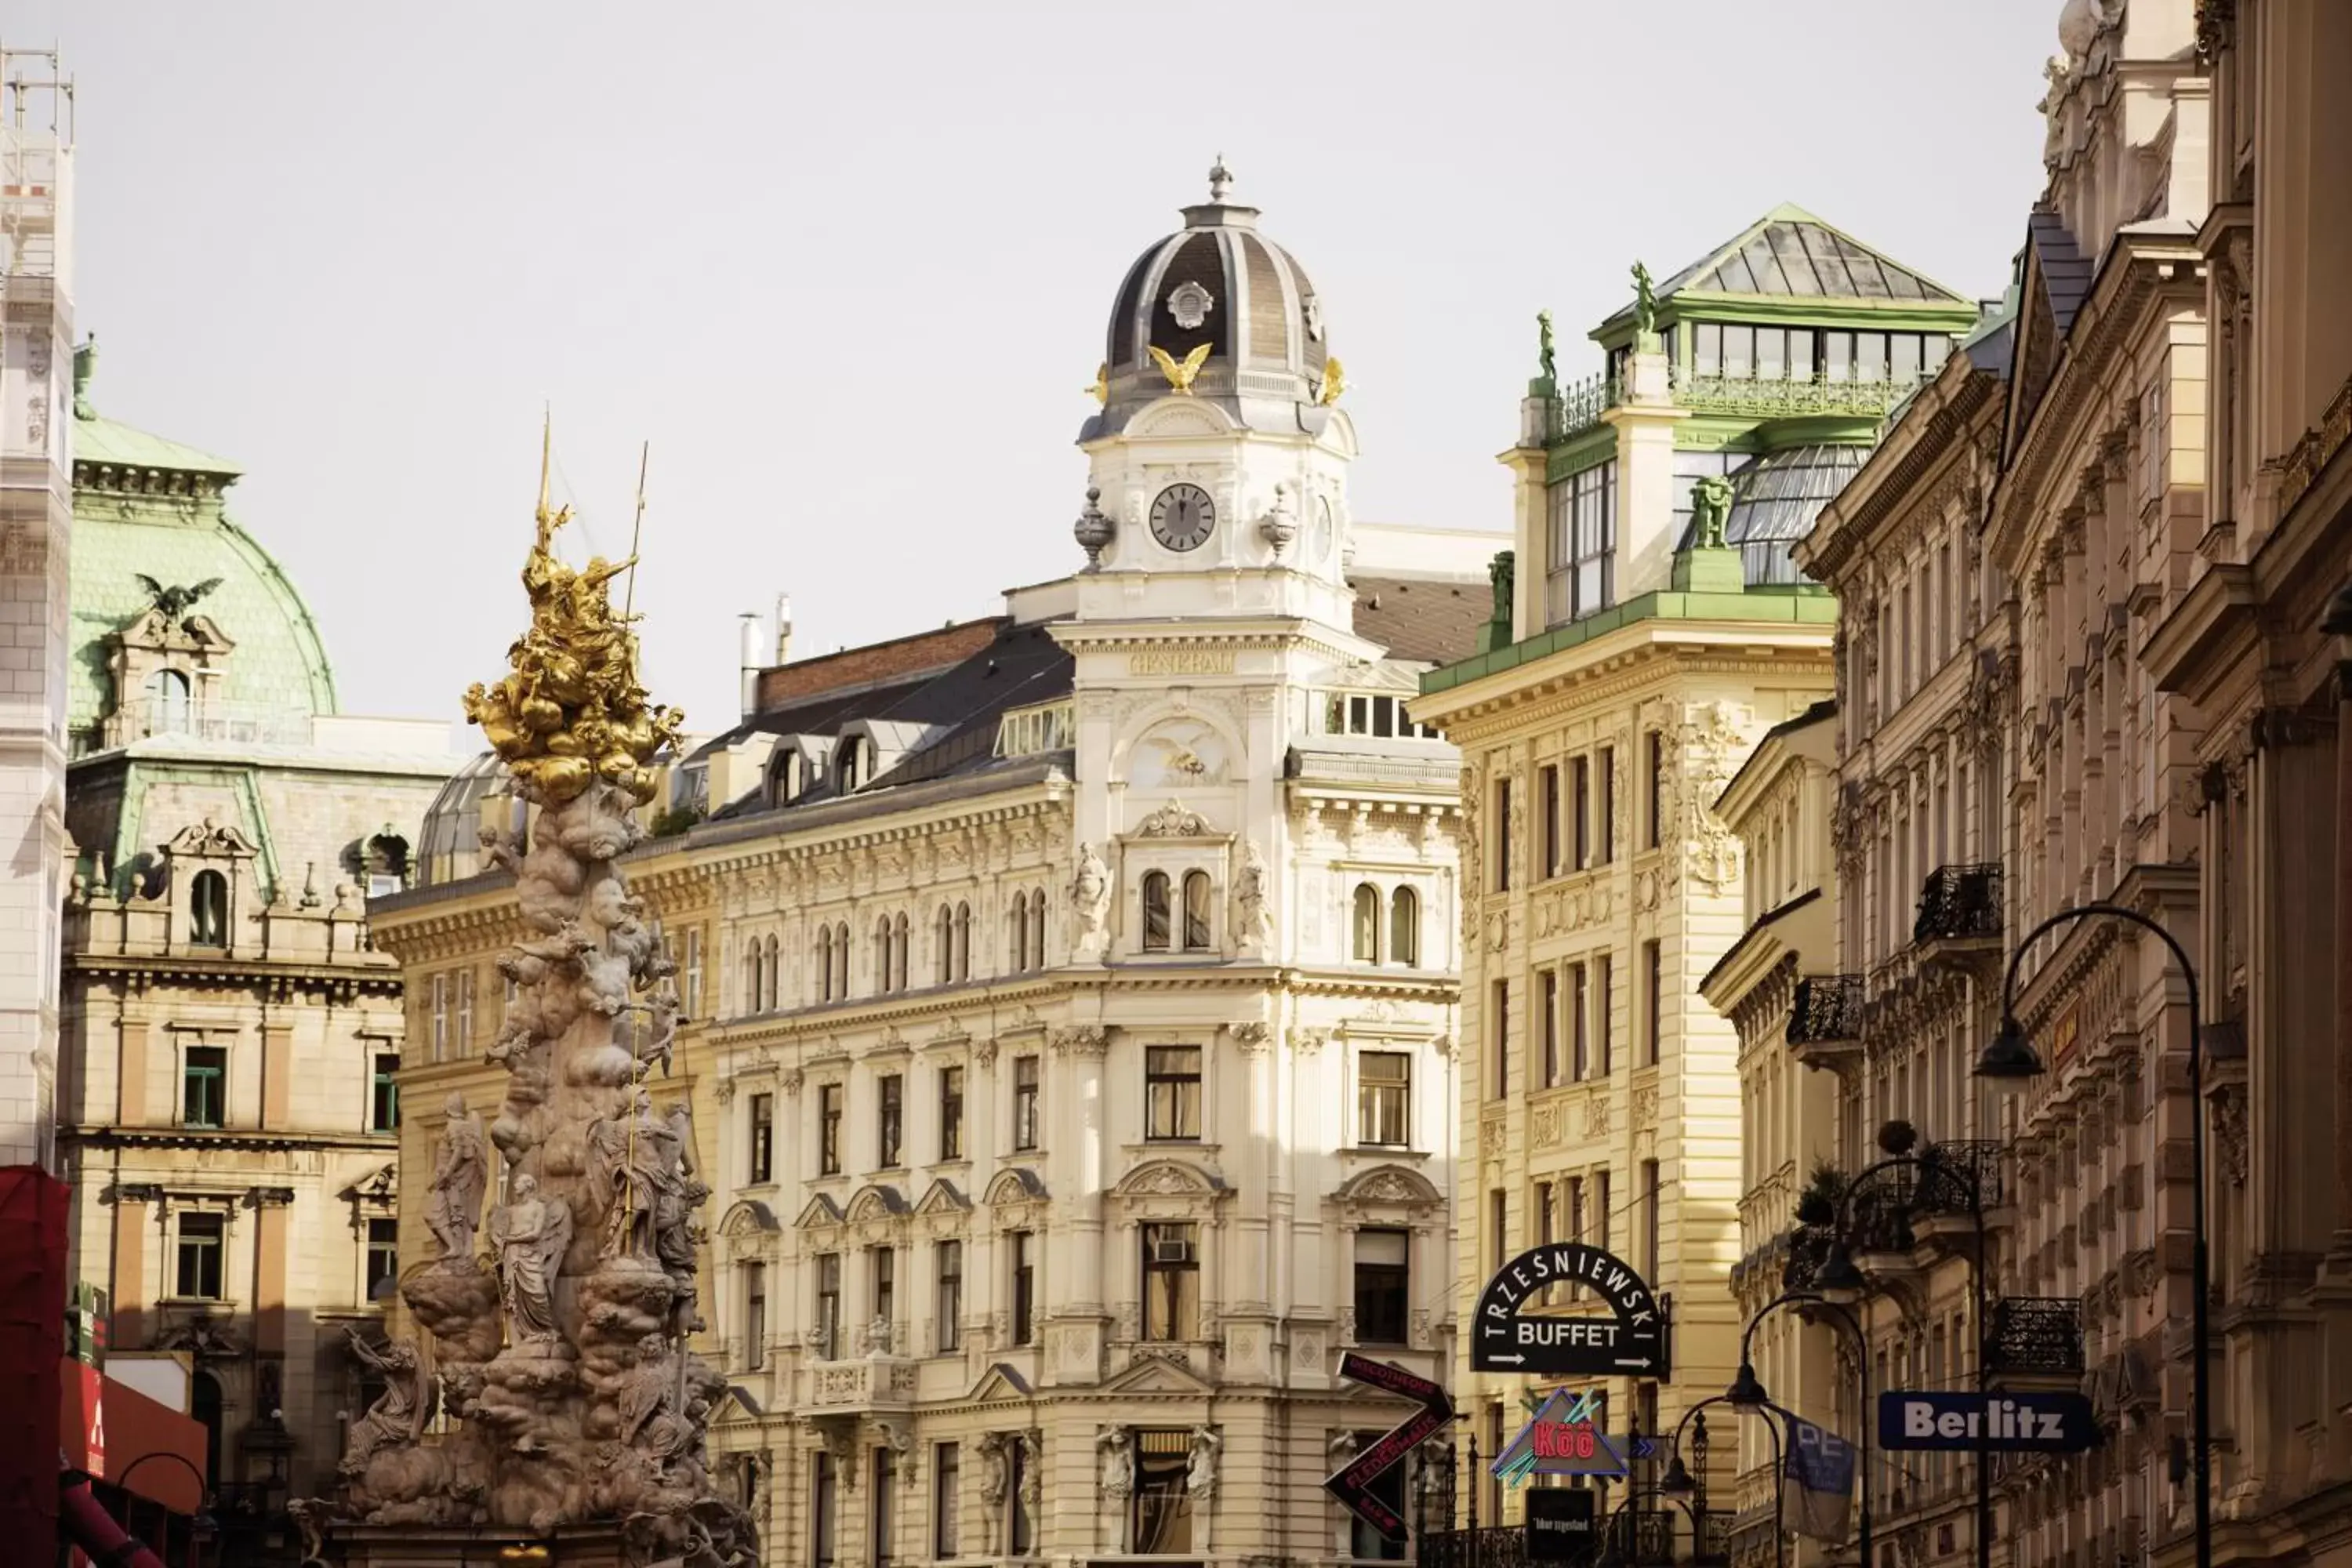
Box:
(1127, 648, 1236, 677)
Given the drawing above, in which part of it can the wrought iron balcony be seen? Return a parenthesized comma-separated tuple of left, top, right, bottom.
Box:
(1912, 863, 2003, 946)
(1918, 1139, 2009, 1212)
(1788, 973, 1863, 1072)
(1988, 1296, 2085, 1380)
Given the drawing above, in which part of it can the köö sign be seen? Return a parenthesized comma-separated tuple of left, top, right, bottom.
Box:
(1876, 1391, 2098, 1454)
(1472, 1243, 1671, 1378)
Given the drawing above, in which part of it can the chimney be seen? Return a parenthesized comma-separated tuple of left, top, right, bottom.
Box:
(774, 593, 793, 666)
(738, 612, 762, 718)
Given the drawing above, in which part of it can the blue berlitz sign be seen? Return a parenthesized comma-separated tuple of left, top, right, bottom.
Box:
(1877, 1391, 2099, 1454)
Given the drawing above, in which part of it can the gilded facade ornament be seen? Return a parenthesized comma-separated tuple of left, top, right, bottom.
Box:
(1149, 342, 1213, 395)
(1087, 361, 1109, 405)
(1319, 356, 1347, 405)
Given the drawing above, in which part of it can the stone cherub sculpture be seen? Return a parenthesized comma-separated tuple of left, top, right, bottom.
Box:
(424, 1094, 489, 1266)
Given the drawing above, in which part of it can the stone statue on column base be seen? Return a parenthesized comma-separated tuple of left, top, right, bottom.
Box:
(425, 1094, 489, 1267)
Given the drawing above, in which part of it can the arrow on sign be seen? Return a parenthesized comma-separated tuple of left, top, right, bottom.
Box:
(1325, 1353, 1456, 1544)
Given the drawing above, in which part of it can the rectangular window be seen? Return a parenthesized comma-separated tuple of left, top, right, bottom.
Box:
(1537, 1182, 1555, 1245)
(935, 1443, 961, 1559)
(1724, 323, 1757, 379)
(684, 927, 704, 1016)
(872, 1446, 896, 1568)
(1571, 961, 1590, 1081)
(1694, 321, 1723, 376)
(1145, 1045, 1203, 1141)
(1595, 1167, 1611, 1250)
(1490, 980, 1509, 1099)
(1891, 331, 1922, 385)
(1540, 764, 1561, 878)
(1540, 968, 1560, 1087)
(365, 1217, 398, 1302)
(1572, 755, 1591, 869)
(938, 1065, 964, 1161)
(1568, 1175, 1586, 1300)
(368, 1051, 400, 1133)
(1596, 953, 1614, 1076)
(1133, 1429, 1197, 1554)
(1855, 331, 1889, 383)
(1359, 1051, 1410, 1147)
(870, 1245, 895, 1334)
(175, 1211, 224, 1300)
(1645, 731, 1664, 849)
(1494, 775, 1513, 891)
(1011, 1232, 1036, 1345)
(430, 974, 448, 1062)
(1566, 461, 1617, 620)
(812, 1450, 837, 1568)
(1824, 329, 1854, 382)
(1598, 746, 1615, 862)
(1642, 1159, 1662, 1281)
(1643, 940, 1663, 1066)
(183, 1044, 227, 1129)
(937, 1240, 963, 1353)
(1142, 1221, 1200, 1341)
(1489, 1189, 1508, 1276)
(1012, 1055, 1040, 1152)
(1353, 1228, 1410, 1345)
(456, 971, 474, 1056)
(749, 1093, 775, 1184)
(1788, 328, 1816, 383)
(745, 1262, 768, 1370)
(818, 1083, 843, 1175)
(878, 1073, 904, 1168)
(815, 1253, 841, 1359)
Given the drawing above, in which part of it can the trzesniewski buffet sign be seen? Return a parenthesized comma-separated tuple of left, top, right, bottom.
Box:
(1472, 1243, 1671, 1378)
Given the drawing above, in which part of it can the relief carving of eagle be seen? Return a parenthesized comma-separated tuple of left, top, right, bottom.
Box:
(133, 574, 225, 622)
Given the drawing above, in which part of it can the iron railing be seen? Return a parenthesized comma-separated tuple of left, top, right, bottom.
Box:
(1788, 975, 1864, 1044)
(1919, 1139, 2009, 1212)
(1912, 864, 2002, 942)
(1421, 1524, 1529, 1568)
(1544, 368, 1925, 443)
(1989, 1297, 2085, 1377)
(1550, 372, 1621, 439)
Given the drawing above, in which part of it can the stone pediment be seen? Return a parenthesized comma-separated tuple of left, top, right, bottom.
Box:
(720, 1199, 779, 1239)
(1334, 1163, 1443, 1210)
(962, 1362, 1035, 1405)
(1113, 1159, 1226, 1200)
(984, 1167, 1048, 1207)
(845, 1184, 909, 1223)
(1100, 1351, 1217, 1397)
(712, 1385, 765, 1423)
(122, 604, 235, 656)
(912, 1178, 969, 1216)
(1128, 799, 1221, 840)
(162, 819, 260, 861)
(794, 1193, 846, 1231)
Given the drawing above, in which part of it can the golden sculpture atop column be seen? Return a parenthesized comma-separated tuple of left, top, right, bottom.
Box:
(463, 421, 683, 805)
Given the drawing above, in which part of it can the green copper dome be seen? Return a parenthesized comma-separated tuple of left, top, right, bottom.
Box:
(66, 341, 338, 750)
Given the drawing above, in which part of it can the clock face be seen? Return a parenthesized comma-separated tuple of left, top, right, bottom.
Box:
(1311, 496, 1335, 562)
(1149, 483, 1217, 553)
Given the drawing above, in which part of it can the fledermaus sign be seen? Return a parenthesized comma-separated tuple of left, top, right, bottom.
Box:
(1876, 1391, 2098, 1454)
(1471, 1243, 1671, 1377)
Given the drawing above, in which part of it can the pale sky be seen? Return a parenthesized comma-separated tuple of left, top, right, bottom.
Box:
(42, 0, 2056, 737)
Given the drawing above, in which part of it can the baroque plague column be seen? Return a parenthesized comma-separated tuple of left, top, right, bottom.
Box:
(299, 481, 753, 1568)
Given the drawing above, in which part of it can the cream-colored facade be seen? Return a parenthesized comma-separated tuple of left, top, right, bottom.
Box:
(373, 169, 1491, 1568)
(1700, 703, 1846, 1553)
(53, 359, 459, 1535)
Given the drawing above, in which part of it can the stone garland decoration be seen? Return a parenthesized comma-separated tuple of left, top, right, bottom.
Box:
(302, 495, 754, 1567)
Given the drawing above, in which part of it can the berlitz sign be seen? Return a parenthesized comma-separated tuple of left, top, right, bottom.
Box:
(1471, 1243, 1671, 1378)
(1876, 1391, 2098, 1454)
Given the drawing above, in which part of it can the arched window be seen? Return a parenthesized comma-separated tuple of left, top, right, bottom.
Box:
(144, 669, 192, 735)
(1389, 886, 1420, 967)
(1142, 872, 1171, 952)
(816, 926, 834, 1004)
(1352, 884, 1381, 964)
(773, 751, 806, 807)
(954, 902, 971, 981)
(833, 923, 851, 998)
(876, 916, 895, 993)
(1009, 892, 1029, 973)
(764, 935, 780, 1010)
(935, 906, 955, 984)
(891, 913, 909, 991)
(190, 869, 230, 946)
(838, 735, 871, 792)
(365, 833, 409, 897)
(1181, 871, 1212, 951)
(1029, 887, 1046, 969)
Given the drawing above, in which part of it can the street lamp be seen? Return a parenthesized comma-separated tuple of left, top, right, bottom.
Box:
(1664, 1392, 1784, 1568)
(1979, 901, 2209, 1568)
(1734, 1290, 1872, 1568)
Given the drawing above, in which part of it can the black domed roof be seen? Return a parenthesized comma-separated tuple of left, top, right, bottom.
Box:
(1086, 158, 1335, 439)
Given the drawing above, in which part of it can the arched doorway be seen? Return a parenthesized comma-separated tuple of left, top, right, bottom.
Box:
(190, 1370, 223, 1484)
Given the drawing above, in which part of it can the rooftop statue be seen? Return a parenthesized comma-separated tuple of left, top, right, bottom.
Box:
(1631, 261, 1658, 338)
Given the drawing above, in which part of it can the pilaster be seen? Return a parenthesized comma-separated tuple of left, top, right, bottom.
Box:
(1600, 348, 1691, 602)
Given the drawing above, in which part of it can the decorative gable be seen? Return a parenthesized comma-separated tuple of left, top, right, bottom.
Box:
(793, 1193, 846, 1232)
(1098, 1351, 1218, 1397)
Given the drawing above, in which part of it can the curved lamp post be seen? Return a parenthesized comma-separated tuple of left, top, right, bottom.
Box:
(1730, 1289, 1871, 1568)
(1591, 1483, 1707, 1568)
(113, 1450, 219, 1568)
(1658, 1390, 1786, 1568)
(1813, 1129, 1990, 1568)
(1977, 901, 2209, 1568)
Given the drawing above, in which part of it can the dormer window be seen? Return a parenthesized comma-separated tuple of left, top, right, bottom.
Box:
(190, 869, 230, 946)
(837, 735, 872, 792)
(771, 750, 806, 806)
(364, 833, 409, 897)
(145, 669, 192, 735)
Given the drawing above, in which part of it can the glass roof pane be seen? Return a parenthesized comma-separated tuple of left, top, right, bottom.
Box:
(1837, 235, 1893, 299)
(1740, 235, 1790, 294)
(1711, 249, 1759, 292)
(1768, 225, 1823, 295)
(1797, 226, 1858, 296)
(1720, 443, 1874, 584)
